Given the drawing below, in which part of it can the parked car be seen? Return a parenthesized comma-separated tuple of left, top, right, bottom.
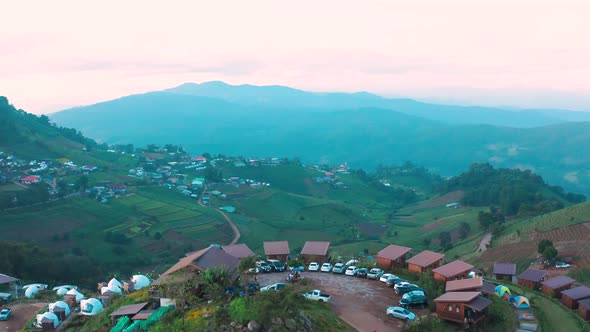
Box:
(332, 263, 346, 274)
(260, 283, 287, 292)
(267, 259, 286, 272)
(290, 265, 305, 272)
(386, 276, 407, 287)
(308, 262, 320, 271)
(400, 291, 427, 308)
(394, 281, 412, 291)
(380, 273, 395, 283)
(345, 259, 359, 266)
(256, 260, 273, 273)
(345, 266, 359, 276)
(367, 268, 384, 280)
(386, 306, 416, 321)
(321, 263, 333, 272)
(303, 289, 331, 302)
(396, 284, 424, 295)
(356, 268, 369, 278)
(0, 308, 11, 321)
(556, 262, 571, 269)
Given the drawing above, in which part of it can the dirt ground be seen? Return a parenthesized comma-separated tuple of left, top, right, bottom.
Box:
(257, 271, 429, 332)
(0, 302, 46, 332)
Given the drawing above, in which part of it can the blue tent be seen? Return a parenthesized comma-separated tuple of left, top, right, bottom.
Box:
(512, 295, 531, 309)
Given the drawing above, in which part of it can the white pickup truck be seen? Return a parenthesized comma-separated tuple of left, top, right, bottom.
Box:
(303, 289, 331, 302)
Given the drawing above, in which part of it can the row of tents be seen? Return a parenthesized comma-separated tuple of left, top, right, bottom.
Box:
(495, 285, 531, 309)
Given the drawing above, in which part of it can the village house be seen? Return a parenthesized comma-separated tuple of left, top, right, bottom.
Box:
(300, 241, 331, 264)
(493, 262, 517, 281)
(432, 260, 474, 282)
(445, 277, 483, 293)
(19, 175, 40, 184)
(541, 275, 576, 298)
(376, 244, 412, 270)
(578, 299, 590, 321)
(222, 244, 255, 259)
(406, 250, 444, 274)
(517, 268, 548, 290)
(263, 241, 290, 262)
(561, 286, 590, 309)
(434, 291, 492, 325)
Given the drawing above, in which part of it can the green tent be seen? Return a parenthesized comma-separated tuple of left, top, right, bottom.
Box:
(139, 306, 172, 330)
(110, 316, 130, 332)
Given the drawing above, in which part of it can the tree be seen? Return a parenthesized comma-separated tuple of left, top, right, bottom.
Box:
(238, 256, 257, 286)
(538, 239, 558, 263)
(537, 239, 553, 255)
(438, 231, 452, 250)
(459, 222, 471, 239)
(76, 175, 89, 192)
(200, 267, 234, 303)
(159, 269, 201, 331)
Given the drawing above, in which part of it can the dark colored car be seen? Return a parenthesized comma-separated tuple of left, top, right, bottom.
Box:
(399, 291, 428, 308)
(386, 276, 407, 288)
(356, 268, 369, 278)
(395, 284, 424, 295)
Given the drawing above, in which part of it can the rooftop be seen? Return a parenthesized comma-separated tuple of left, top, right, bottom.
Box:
(517, 268, 548, 282)
(578, 298, 590, 309)
(110, 302, 149, 317)
(376, 244, 412, 261)
(432, 260, 474, 278)
(542, 275, 576, 289)
(561, 286, 590, 300)
(466, 296, 493, 312)
(301, 241, 330, 256)
(222, 244, 255, 259)
(159, 246, 240, 278)
(445, 277, 483, 292)
(264, 241, 290, 255)
(434, 291, 480, 303)
(406, 250, 444, 268)
(493, 262, 517, 276)
(0, 273, 19, 285)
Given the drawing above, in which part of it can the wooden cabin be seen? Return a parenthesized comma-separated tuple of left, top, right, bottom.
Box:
(432, 260, 474, 282)
(407, 250, 444, 274)
(561, 286, 590, 309)
(300, 241, 330, 264)
(445, 277, 483, 293)
(541, 275, 575, 298)
(578, 299, 590, 321)
(434, 291, 492, 325)
(493, 262, 516, 281)
(376, 244, 411, 270)
(517, 268, 548, 290)
(263, 241, 290, 262)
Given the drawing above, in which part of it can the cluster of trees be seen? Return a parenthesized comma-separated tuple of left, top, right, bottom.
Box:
(445, 163, 583, 216)
(0, 183, 51, 210)
(538, 239, 558, 262)
(204, 166, 223, 182)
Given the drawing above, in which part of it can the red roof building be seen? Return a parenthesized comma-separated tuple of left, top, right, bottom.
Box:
(222, 244, 255, 259)
(300, 241, 331, 264)
(407, 250, 445, 273)
(434, 292, 492, 324)
(561, 286, 590, 309)
(432, 260, 474, 282)
(20, 175, 40, 184)
(493, 262, 517, 281)
(541, 275, 576, 298)
(517, 268, 548, 290)
(263, 241, 290, 262)
(376, 244, 412, 270)
(445, 278, 483, 292)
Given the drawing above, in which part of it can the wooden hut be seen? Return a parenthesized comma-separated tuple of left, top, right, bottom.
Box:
(578, 298, 590, 321)
(445, 277, 483, 292)
(561, 286, 590, 309)
(432, 260, 474, 282)
(541, 275, 575, 298)
(263, 241, 290, 262)
(376, 244, 411, 270)
(517, 268, 548, 290)
(493, 262, 516, 281)
(434, 291, 492, 324)
(407, 250, 444, 274)
(300, 241, 330, 264)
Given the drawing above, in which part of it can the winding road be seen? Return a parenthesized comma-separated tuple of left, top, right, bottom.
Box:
(198, 185, 241, 245)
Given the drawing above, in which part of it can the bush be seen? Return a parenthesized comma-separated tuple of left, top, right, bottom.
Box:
(402, 316, 454, 332)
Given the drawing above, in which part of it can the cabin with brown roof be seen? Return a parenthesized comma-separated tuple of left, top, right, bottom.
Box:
(376, 244, 412, 270)
(110, 302, 149, 322)
(300, 241, 330, 264)
(445, 278, 483, 292)
(517, 268, 548, 290)
(493, 262, 517, 281)
(578, 299, 590, 321)
(541, 275, 576, 298)
(222, 243, 255, 259)
(434, 292, 492, 325)
(407, 250, 444, 274)
(263, 241, 290, 262)
(432, 260, 474, 282)
(561, 286, 590, 309)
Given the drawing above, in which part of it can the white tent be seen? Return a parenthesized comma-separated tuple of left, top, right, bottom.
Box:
(49, 301, 71, 316)
(100, 286, 122, 295)
(80, 298, 103, 315)
(131, 275, 151, 290)
(65, 288, 85, 303)
(55, 287, 69, 296)
(52, 285, 77, 292)
(36, 312, 59, 328)
(25, 285, 41, 299)
(23, 283, 48, 290)
(108, 278, 122, 289)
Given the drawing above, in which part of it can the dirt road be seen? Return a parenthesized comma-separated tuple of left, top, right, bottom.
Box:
(258, 272, 428, 332)
(477, 233, 492, 252)
(198, 186, 240, 245)
(0, 302, 46, 331)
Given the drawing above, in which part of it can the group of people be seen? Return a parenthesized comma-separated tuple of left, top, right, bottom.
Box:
(287, 271, 301, 282)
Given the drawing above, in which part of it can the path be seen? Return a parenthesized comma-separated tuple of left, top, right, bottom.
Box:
(198, 185, 240, 245)
(0, 302, 47, 331)
(477, 232, 492, 252)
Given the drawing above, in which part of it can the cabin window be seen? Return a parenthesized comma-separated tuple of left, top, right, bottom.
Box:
(448, 305, 452, 311)
(456, 305, 460, 313)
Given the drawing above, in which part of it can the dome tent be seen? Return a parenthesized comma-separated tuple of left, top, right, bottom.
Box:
(132, 275, 150, 290)
(66, 288, 85, 303)
(36, 312, 59, 328)
(495, 285, 511, 297)
(55, 287, 69, 296)
(80, 298, 103, 315)
(25, 285, 41, 299)
(512, 295, 531, 309)
(108, 278, 122, 289)
(49, 301, 71, 316)
(101, 286, 122, 295)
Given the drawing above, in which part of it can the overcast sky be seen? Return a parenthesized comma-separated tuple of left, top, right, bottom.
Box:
(1, 0, 589, 114)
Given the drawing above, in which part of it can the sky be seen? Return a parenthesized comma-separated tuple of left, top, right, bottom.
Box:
(1, 0, 590, 114)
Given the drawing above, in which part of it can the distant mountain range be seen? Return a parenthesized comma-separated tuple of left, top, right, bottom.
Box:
(50, 82, 590, 195)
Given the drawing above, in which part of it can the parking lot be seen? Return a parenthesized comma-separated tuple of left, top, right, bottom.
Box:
(0, 302, 46, 331)
(257, 271, 429, 332)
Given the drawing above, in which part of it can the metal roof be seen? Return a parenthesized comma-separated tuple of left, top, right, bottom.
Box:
(222, 244, 255, 259)
(301, 241, 330, 256)
(561, 286, 590, 300)
(0, 273, 19, 284)
(432, 260, 474, 278)
(263, 241, 290, 255)
(466, 296, 493, 312)
(445, 277, 483, 292)
(517, 268, 548, 282)
(376, 244, 412, 261)
(493, 262, 517, 276)
(541, 275, 576, 289)
(434, 291, 480, 303)
(110, 302, 149, 317)
(406, 250, 444, 268)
